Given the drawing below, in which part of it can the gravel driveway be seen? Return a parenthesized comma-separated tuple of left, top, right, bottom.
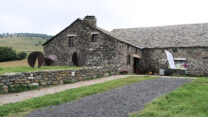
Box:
(24, 78, 191, 117)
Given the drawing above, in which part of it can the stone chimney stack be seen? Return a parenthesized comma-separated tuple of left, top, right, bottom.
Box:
(83, 15, 97, 26)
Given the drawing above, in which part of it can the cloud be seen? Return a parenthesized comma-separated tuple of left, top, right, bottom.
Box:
(0, 14, 33, 33)
(0, 0, 208, 35)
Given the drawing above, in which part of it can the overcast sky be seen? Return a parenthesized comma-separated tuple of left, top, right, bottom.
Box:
(1, 0, 208, 35)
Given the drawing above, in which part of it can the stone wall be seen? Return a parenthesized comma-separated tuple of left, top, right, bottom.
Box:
(44, 20, 120, 67)
(44, 19, 142, 73)
(0, 65, 121, 93)
(141, 47, 208, 76)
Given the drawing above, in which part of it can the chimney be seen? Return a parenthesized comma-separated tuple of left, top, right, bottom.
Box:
(83, 15, 97, 26)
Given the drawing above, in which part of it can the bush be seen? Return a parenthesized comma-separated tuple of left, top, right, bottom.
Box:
(120, 69, 128, 74)
(164, 69, 173, 76)
(64, 80, 73, 84)
(17, 52, 27, 60)
(0, 47, 18, 62)
(8, 85, 38, 93)
(96, 74, 103, 78)
(0, 47, 27, 62)
(0, 85, 3, 94)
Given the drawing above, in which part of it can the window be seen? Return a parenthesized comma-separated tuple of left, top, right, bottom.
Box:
(172, 48, 178, 53)
(174, 58, 187, 70)
(127, 45, 130, 51)
(127, 55, 131, 65)
(69, 36, 75, 47)
(92, 34, 98, 42)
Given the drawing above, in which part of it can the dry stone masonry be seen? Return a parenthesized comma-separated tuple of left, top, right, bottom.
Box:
(0, 65, 119, 93)
(43, 16, 208, 76)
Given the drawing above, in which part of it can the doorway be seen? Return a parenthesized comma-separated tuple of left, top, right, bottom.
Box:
(72, 51, 87, 66)
(134, 57, 140, 74)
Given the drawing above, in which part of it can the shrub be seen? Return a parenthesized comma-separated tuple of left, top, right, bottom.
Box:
(0, 47, 18, 62)
(8, 85, 38, 93)
(96, 74, 103, 79)
(120, 69, 128, 74)
(0, 85, 3, 94)
(0, 47, 26, 62)
(17, 52, 27, 60)
(109, 71, 112, 76)
(64, 79, 73, 84)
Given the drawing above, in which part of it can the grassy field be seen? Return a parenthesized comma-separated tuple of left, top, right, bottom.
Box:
(0, 76, 155, 117)
(0, 59, 28, 66)
(0, 66, 80, 74)
(0, 37, 46, 52)
(131, 77, 208, 117)
(0, 59, 81, 74)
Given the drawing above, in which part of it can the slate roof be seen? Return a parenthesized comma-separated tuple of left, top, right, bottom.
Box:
(111, 23, 208, 48)
(43, 19, 142, 49)
(82, 20, 142, 49)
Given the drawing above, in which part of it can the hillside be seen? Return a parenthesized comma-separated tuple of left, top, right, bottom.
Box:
(0, 33, 52, 53)
(0, 33, 52, 39)
(0, 37, 47, 52)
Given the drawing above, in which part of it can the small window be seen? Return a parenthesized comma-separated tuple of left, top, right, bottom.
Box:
(92, 34, 98, 42)
(174, 58, 187, 70)
(172, 48, 178, 53)
(69, 36, 75, 47)
(127, 45, 130, 51)
(127, 55, 131, 65)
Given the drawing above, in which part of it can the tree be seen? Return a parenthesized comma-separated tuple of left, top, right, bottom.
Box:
(17, 52, 27, 60)
(0, 47, 18, 62)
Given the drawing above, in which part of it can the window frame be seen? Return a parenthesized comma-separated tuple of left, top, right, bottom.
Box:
(91, 34, 98, 42)
(127, 55, 131, 65)
(69, 36, 75, 47)
(174, 58, 187, 70)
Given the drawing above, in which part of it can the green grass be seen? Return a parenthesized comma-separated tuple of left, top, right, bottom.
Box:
(0, 37, 46, 52)
(0, 76, 155, 117)
(131, 77, 208, 117)
(0, 66, 80, 74)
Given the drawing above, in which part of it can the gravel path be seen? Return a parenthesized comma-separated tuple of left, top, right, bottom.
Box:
(24, 78, 191, 117)
(0, 75, 136, 106)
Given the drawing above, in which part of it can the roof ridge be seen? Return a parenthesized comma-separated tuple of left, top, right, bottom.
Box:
(82, 20, 143, 49)
(112, 22, 208, 31)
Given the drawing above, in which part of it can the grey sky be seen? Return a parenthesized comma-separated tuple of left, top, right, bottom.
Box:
(1, 0, 208, 35)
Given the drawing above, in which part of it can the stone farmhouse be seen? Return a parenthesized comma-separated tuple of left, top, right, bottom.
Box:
(43, 16, 208, 76)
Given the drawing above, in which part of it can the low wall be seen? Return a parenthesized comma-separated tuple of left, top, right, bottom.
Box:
(0, 65, 121, 93)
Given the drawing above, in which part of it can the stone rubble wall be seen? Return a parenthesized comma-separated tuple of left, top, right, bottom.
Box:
(44, 20, 142, 73)
(141, 47, 208, 76)
(0, 65, 121, 93)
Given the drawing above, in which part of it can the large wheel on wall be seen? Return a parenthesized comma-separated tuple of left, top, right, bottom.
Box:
(28, 51, 44, 68)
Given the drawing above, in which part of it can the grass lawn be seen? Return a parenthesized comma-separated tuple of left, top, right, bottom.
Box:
(0, 66, 80, 74)
(0, 76, 155, 117)
(131, 77, 208, 117)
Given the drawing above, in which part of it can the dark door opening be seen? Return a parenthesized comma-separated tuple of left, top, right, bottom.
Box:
(72, 52, 86, 66)
(72, 52, 78, 66)
(134, 57, 140, 74)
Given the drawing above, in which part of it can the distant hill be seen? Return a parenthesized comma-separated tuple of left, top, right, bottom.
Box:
(0, 33, 52, 39)
(0, 33, 53, 53)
